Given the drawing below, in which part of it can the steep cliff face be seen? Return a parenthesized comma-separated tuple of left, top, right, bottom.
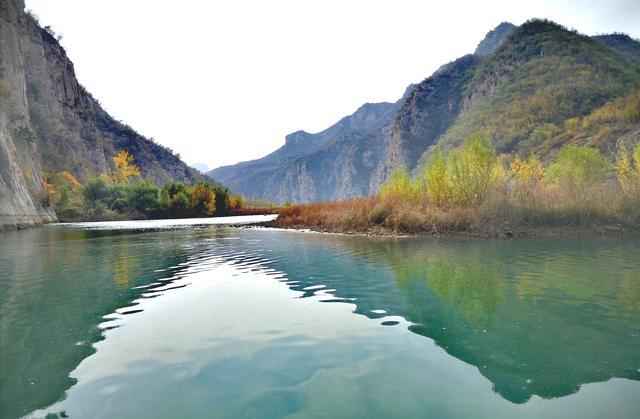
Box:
(377, 22, 516, 180)
(1, 0, 56, 229)
(0, 0, 202, 230)
(375, 54, 478, 183)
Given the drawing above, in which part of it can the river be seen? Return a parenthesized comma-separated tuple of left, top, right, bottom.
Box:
(1, 216, 638, 418)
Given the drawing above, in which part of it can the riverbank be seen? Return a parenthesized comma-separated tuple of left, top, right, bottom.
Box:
(266, 197, 639, 238)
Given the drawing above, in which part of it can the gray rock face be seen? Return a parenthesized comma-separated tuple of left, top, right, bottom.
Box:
(209, 99, 409, 203)
(474, 22, 516, 56)
(0, 0, 202, 230)
(1, 0, 56, 229)
(376, 54, 479, 182)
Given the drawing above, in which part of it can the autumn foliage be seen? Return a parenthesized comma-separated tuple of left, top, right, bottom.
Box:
(111, 150, 141, 183)
(276, 139, 640, 235)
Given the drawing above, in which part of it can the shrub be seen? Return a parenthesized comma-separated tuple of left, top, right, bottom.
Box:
(126, 180, 159, 213)
(83, 177, 111, 203)
(616, 143, 640, 198)
(379, 169, 423, 204)
(546, 145, 611, 200)
(228, 195, 245, 211)
(37, 181, 56, 206)
(510, 156, 545, 204)
(423, 137, 500, 208)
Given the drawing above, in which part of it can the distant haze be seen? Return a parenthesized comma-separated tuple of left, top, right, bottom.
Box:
(25, 0, 640, 170)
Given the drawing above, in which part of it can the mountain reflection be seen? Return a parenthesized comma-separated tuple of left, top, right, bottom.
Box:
(255, 232, 640, 403)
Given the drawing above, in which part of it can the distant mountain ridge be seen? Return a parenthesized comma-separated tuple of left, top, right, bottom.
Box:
(210, 95, 410, 203)
(208, 19, 640, 204)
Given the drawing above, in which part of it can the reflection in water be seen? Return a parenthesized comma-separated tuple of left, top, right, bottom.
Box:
(1, 224, 639, 418)
(278, 235, 640, 403)
(0, 228, 203, 418)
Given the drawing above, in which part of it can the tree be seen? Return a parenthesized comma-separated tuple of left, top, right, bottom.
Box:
(160, 182, 191, 217)
(213, 187, 230, 215)
(449, 137, 497, 207)
(424, 151, 450, 207)
(112, 150, 141, 183)
(190, 182, 216, 217)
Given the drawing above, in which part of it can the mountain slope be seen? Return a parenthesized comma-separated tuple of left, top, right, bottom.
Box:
(0, 0, 204, 229)
(208, 19, 639, 204)
(433, 20, 640, 159)
(594, 33, 640, 68)
(375, 54, 479, 182)
(207, 21, 514, 203)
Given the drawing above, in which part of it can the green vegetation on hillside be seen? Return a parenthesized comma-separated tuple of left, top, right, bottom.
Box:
(436, 20, 640, 158)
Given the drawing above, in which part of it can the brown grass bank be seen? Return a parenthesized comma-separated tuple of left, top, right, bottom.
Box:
(269, 190, 639, 238)
(270, 141, 640, 237)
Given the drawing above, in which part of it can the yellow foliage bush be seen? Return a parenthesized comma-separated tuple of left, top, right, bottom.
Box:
(510, 156, 545, 204)
(424, 137, 500, 208)
(546, 145, 610, 201)
(616, 143, 640, 198)
(379, 169, 423, 204)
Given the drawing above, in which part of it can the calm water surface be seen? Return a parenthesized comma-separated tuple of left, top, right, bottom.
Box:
(0, 217, 639, 418)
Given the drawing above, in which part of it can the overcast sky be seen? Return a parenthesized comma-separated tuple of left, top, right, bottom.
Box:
(25, 0, 640, 171)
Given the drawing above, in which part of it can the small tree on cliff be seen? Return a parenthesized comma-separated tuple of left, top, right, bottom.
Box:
(112, 150, 141, 183)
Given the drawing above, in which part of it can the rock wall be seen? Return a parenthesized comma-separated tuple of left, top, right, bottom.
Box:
(0, 0, 203, 230)
(0, 0, 56, 229)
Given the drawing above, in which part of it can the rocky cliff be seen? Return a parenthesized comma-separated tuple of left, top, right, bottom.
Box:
(209, 20, 640, 204)
(0, 0, 203, 230)
(1, 0, 56, 229)
(209, 96, 411, 203)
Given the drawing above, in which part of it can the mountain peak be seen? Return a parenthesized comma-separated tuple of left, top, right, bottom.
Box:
(284, 130, 312, 145)
(474, 22, 516, 56)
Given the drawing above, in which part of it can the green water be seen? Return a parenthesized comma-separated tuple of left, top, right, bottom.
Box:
(1, 219, 639, 418)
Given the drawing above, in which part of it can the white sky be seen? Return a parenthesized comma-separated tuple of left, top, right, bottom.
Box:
(25, 0, 640, 171)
